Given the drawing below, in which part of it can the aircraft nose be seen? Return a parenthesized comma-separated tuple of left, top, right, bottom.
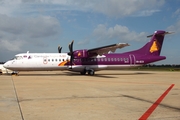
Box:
(3, 62, 9, 68)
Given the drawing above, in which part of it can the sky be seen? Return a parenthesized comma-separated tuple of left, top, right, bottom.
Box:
(0, 0, 180, 64)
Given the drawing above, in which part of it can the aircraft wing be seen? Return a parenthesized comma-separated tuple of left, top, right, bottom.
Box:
(88, 43, 129, 56)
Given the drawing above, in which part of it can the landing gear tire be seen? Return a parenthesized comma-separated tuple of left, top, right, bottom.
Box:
(88, 69, 95, 76)
(80, 69, 95, 76)
(12, 71, 19, 76)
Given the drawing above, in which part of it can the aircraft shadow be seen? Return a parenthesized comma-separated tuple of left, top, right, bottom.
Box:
(11, 72, 116, 78)
(11, 73, 62, 76)
(61, 72, 118, 78)
(96, 72, 154, 76)
(57, 71, 154, 78)
(11, 71, 154, 78)
(122, 94, 180, 111)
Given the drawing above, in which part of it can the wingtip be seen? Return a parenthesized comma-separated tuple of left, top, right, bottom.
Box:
(147, 34, 153, 38)
(126, 43, 130, 46)
(165, 31, 175, 34)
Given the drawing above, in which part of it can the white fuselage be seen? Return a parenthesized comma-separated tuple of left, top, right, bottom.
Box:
(4, 53, 70, 71)
(3, 52, 141, 73)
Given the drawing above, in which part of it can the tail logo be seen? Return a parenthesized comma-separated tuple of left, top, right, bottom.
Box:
(150, 39, 160, 53)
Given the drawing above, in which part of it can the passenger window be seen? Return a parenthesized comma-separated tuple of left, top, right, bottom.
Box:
(126, 58, 129, 61)
(111, 58, 113, 61)
(52, 59, 54, 62)
(124, 58, 129, 62)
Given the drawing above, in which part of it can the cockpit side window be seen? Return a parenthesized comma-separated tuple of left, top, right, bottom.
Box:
(15, 56, 23, 60)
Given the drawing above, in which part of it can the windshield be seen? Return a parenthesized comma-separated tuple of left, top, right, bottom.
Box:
(11, 56, 23, 60)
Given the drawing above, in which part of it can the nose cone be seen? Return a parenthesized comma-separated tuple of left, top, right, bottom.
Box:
(3, 62, 9, 69)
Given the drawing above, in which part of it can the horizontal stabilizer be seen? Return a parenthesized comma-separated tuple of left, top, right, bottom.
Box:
(147, 31, 174, 38)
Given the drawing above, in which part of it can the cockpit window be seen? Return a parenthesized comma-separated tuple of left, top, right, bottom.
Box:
(13, 56, 23, 60)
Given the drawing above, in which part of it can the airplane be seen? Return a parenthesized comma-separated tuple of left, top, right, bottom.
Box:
(3, 30, 173, 76)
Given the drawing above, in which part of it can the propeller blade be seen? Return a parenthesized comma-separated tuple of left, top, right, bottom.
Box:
(68, 40, 74, 68)
(58, 45, 62, 53)
(68, 43, 71, 53)
(70, 40, 74, 53)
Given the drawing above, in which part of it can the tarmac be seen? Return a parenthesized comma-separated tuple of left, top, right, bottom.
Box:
(0, 70, 179, 120)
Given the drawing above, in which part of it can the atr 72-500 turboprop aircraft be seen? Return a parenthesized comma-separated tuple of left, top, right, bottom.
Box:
(3, 30, 173, 75)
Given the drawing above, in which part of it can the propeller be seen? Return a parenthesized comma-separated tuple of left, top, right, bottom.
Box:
(68, 40, 74, 68)
(58, 45, 62, 53)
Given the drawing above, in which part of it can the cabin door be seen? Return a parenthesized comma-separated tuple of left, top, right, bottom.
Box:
(43, 57, 48, 65)
(129, 54, 136, 65)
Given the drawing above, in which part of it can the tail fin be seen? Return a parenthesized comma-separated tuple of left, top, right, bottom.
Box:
(129, 30, 173, 56)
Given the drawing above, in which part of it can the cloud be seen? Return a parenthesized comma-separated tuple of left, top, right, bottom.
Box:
(174, 8, 180, 16)
(0, 39, 25, 51)
(50, 0, 164, 17)
(89, 0, 164, 17)
(0, 14, 61, 51)
(172, 8, 180, 19)
(134, 10, 161, 17)
(93, 24, 147, 42)
(45, 0, 164, 17)
(77, 39, 90, 45)
(165, 9, 180, 35)
(167, 20, 180, 33)
(0, 0, 165, 17)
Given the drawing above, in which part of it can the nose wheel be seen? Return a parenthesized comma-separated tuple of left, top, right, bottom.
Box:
(12, 71, 19, 76)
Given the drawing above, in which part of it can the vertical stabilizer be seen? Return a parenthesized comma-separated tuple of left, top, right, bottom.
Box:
(128, 30, 173, 56)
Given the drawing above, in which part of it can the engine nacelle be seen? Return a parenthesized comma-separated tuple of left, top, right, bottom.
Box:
(73, 49, 88, 59)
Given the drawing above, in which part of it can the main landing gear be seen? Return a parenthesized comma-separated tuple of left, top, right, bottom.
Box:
(80, 69, 95, 76)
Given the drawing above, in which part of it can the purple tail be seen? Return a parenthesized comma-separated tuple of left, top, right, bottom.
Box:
(128, 30, 172, 56)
